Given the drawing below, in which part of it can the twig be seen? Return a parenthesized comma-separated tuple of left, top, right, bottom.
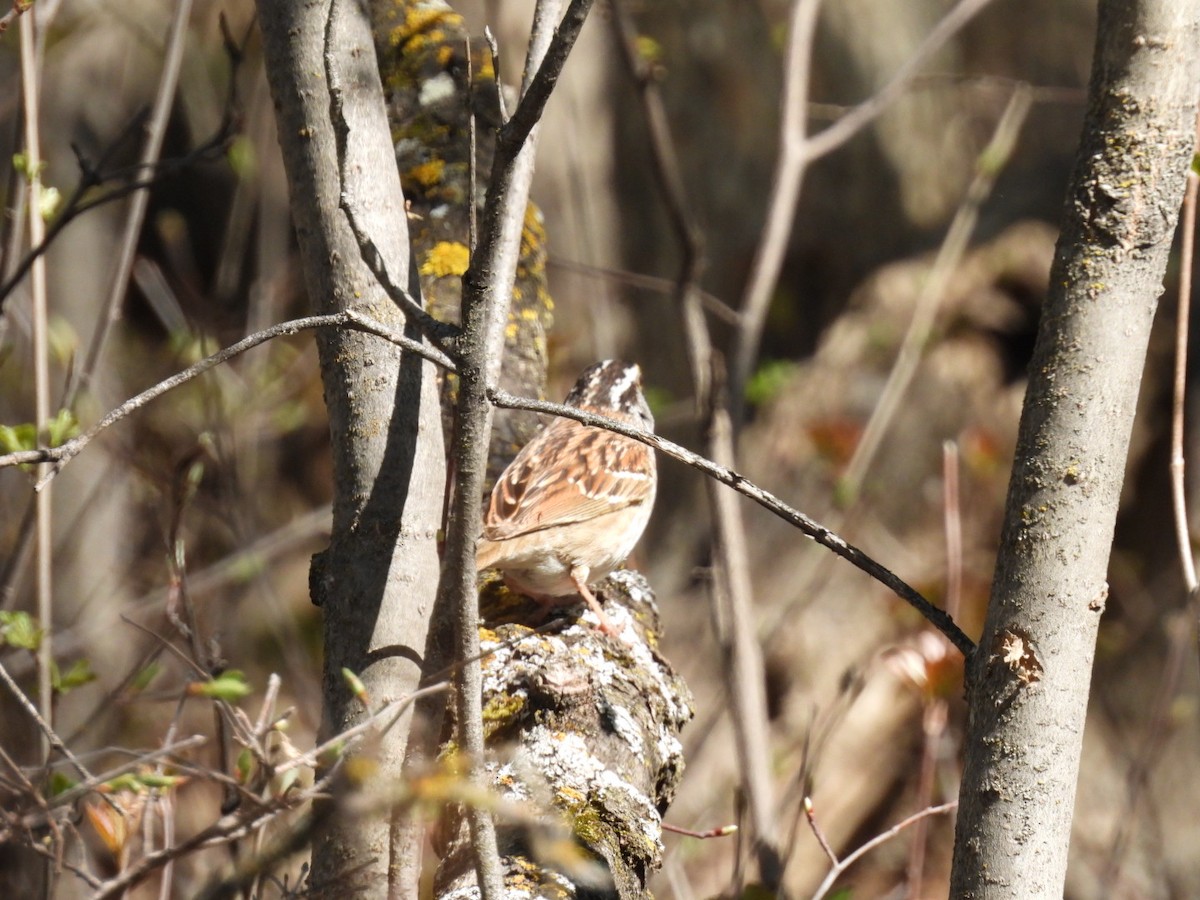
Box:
(0, 658, 93, 783)
(838, 85, 1032, 500)
(18, 0, 54, 770)
(612, 4, 778, 884)
(733, 0, 1000, 420)
(547, 256, 740, 325)
(809, 801, 958, 900)
(273, 683, 450, 777)
(497, 0, 593, 156)
(489, 388, 976, 657)
(24, 735, 207, 822)
(67, 0, 194, 405)
(804, 0, 997, 161)
(662, 821, 737, 839)
(802, 797, 838, 866)
(0, 310, 457, 483)
(331, 102, 459, 348)
(434, 1, 592, 894)
(731, 0, 823, 423)
(942, 441, 964, 621)
(1169, 117, 1200, 596)
(0, 76, 239, 314)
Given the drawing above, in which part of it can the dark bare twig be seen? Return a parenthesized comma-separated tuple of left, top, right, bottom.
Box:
(329, 82, 459, 347)
(662, 821, 738, 839)
(802, 797, 838, 866)
(496, 0, 593, 156)
(0, 37, 242, 315)
(489, 388, 976, 657)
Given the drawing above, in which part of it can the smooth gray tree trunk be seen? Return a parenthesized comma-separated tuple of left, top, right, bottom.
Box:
(951, 1, 1200, 896)
(256, 1, 446, 894)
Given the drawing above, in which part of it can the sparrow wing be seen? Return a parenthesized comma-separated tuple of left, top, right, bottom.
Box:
(483, 417, 656, 541)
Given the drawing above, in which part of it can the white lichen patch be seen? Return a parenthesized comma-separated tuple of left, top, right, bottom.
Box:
(489, 761, 531, 802)
(600, 700, 644, 756)
(419, 71, 457, 107)
(518, 726, 662, 849)
(656, 729, 683, 766)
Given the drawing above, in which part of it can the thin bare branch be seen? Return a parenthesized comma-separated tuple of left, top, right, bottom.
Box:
(732, 0, 823, 421)
(489, 388, 976, 656)
(68, 0, 194, 404)
(612, 5, 779, 883)
(810, 801, 958, 900)
(498, 0, 594, 157)
(0, 659, 93, 783)
(804, 0, 997, 161)
(0, 311, 457, 484)
(18, 0, 54, 769)
(839, 86, 1032, 499)
(547, 256, 741, 325)
(1169, 119, 1200, 594)
(433, 2, 595, 895)
(802, 796, 838, 867)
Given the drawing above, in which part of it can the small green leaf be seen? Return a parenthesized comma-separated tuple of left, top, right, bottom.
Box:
(634, 35, 663, 65)
(236, 748, 254, 783)
(0, 611, 42, 650)
(137, 772, 184, 790)
(12, 151, 46, 179)
(131, 662, 162, 692)
(745, 360, 797, 407)
(38, 185, 61, 221)
(46, 409, 79, 447)
(227, 135, 257, 179)
(275, 767, 300, 796)
(103, 773, 143, 794)
(48, 771, 77, 798)
(52, 658, 96, 693)
(342, 667, 368, 706)
(190, 670, 252, 702)
(0, 423, 37, 455)
(47, 316, 79, 366)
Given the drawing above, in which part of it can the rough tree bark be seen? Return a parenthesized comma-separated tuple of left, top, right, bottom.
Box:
(256, 0, 446, 893)
(951, 1, 1200, 895)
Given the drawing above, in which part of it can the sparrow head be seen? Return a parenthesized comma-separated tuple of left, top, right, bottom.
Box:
(565, 360, 654, 431)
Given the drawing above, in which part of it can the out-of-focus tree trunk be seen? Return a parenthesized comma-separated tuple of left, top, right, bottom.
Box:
(951, 1, 1200, 895)
(256, 1, 446, 893)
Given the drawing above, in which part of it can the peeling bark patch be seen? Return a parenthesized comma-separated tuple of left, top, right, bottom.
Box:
(1088, 583, 1109, 612)
(993, 627, 1043, 685)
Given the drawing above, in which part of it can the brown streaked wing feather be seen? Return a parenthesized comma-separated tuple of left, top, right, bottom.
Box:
(483, 420, 654, 541)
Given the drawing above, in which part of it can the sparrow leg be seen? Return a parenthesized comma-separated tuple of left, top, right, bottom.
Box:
(570, 567, 619, 636)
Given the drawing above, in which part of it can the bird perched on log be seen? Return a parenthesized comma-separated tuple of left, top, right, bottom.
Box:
(476, 360, 657, 634)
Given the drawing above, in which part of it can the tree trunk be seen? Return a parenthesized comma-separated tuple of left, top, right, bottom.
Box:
(950, 1, 1200, 895)
(256, 0, 446, 894)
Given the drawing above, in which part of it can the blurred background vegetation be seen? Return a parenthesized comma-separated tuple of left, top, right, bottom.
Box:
(1, 0, 1196, 896)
